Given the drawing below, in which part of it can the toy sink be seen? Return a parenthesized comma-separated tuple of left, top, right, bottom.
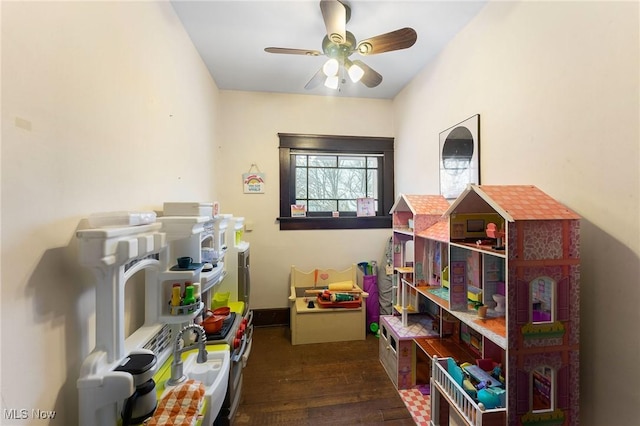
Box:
(154, 344, 230, 426)
(183, 353, 224, 387)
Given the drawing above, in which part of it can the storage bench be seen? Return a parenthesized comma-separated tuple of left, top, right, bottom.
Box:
(289, 264, 368, 345)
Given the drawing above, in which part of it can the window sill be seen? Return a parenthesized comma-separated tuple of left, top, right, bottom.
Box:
(277, 216, 392, 230)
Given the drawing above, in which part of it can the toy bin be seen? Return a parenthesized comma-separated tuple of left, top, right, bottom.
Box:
(363, 275, 379, 332)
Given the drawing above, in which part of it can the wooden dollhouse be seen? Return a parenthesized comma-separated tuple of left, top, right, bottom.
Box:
(388, 194, 451, 325)
(381, 185, 580, 426)
(379, 195, 450, 391)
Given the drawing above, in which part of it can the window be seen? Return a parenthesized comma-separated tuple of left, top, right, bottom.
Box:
(278, 133, 394, 230)
(531, 276, 555, 323)
(531, 365, 554, 412)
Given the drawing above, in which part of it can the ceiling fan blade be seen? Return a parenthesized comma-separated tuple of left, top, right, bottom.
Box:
(320, 0, 347, 44)
(265, 47, 322, 56)
(356, 27, 417, 55)
(305, 67, 326, 90)
(353, 60, 382, 88)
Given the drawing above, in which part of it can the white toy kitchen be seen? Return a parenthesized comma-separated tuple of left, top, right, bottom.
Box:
(76, 203, 252, 426)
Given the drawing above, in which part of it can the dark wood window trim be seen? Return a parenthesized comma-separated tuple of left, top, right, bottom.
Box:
(278, 133, 394, 230)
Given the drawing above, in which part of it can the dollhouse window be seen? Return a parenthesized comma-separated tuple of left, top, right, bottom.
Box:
(531, 365, 555, 412)
(530, 276, 555, 324)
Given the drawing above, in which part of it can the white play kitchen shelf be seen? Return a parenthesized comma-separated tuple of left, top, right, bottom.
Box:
(76, 209, 230, 426)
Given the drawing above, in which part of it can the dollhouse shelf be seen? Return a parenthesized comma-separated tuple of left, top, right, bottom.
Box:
(393, 227, 413, 236)
(450, 241, 507, 258)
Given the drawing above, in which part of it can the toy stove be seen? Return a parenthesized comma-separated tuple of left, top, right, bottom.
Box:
(206, 306, 253, 426)
(206, 312, 238, 342)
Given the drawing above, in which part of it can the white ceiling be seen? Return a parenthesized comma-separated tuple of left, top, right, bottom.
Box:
(170, 1, 487, 100)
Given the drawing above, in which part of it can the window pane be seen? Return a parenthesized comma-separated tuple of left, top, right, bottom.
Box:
(295, 155, 307, 166)
(338, 156, 366, 168)
(307, 167, 338, 199)
(367, 157, 378, 168)
(337, 169, 366, 198)
(308, 155, 337, 167)
(308, 200, 337, 212)
(295, 168, 307, 198)
(367, 169, 378, 198)
(338, 199, 357, 211)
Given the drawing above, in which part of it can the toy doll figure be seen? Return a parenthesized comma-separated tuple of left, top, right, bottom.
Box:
(476, 379, 491, 390)
(492, 363, 502, 380)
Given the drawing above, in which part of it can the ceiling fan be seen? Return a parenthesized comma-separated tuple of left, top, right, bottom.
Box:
(264, 0, 417, 91)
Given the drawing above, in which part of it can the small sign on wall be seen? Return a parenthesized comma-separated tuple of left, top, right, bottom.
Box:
(243, 164, 265, 194)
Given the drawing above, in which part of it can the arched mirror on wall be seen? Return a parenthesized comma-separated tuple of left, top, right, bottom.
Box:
(438, 114, 480, 200)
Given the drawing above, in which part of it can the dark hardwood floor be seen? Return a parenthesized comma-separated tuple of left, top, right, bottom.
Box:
(235, 326, 415, 425)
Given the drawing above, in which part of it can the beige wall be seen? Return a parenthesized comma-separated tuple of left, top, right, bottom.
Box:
(1, 3, 394, 424)
(215, 91, 393, 309)
(2, 0, 638, 425)
(1, 2, 221, 424)
(393, 1, 639, 425)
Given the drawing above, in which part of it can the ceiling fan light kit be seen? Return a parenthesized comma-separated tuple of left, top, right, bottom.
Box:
(322, 58, 340, 77)
(345, 59, 364, 83)
(264, 0, 417, 92)
(324, 75, 340, 89)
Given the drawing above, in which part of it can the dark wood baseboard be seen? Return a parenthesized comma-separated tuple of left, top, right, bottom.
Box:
(251, 307, 290, 327)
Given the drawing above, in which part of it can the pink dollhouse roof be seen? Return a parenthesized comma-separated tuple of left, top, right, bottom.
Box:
(445, 185, 580, 221)
(390, 194, 450, 215)
(416, 219, 449, 242)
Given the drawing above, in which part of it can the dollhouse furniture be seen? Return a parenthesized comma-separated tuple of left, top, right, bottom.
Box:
(289, 264, 368, 345)
(383, 185, 580, 426)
